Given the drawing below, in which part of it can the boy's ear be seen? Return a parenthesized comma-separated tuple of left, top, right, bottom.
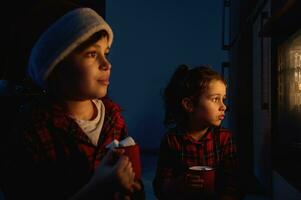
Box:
(182, 97, 194, 112)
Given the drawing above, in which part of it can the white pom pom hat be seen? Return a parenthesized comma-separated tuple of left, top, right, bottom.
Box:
(28, 7, 113, 89)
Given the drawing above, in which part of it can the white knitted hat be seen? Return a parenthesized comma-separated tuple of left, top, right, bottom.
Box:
(28, 7, 113, 89)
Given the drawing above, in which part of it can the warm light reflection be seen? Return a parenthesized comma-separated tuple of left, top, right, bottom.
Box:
(278, 30, 301, 112)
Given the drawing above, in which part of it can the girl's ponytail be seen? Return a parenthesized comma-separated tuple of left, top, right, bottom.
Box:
(163, 64, 189, 126)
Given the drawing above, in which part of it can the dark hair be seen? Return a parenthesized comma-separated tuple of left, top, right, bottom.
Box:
(3, 0, 81, 82)
(46, 30, 109, 98)
(163, 64, 226, 127)
(73, 30, 109, 52)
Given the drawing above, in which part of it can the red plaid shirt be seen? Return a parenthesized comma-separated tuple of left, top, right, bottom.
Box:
(3, 97, 130, 199)
(153, 126, 241, 199)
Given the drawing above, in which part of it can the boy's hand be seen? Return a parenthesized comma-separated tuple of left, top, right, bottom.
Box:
(90, 149, 135, 194)
(132, 180, 142, 191)
(112, 180, 143, 200)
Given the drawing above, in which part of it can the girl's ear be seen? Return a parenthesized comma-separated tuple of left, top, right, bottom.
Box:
(182, 97, 194, 113)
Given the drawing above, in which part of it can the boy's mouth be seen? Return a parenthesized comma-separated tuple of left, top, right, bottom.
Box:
(98, 79, 110, 86)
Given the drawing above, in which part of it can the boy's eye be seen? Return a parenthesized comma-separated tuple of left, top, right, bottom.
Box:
(86, 51, 98, 58)
(105, 52, 110, 59)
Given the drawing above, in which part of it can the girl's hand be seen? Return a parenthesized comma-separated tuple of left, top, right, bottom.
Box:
(184, 172, 204, 190)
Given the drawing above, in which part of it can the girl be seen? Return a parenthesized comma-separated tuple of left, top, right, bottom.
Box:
(2, 3, 144, 200)
(153, 65, 242, 200)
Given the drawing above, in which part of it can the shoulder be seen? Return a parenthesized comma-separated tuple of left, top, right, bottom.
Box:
(165, 127, 183, 138)
(217, 127, 233, 137)
(214, 126, 236, 145)
(16, 96, 70, 139)
(22, 96, 67, 125)
(160, 127, 184, 147)
(11, 98, 54, 153)
(16, 96, 50, 127)
(100, 96, 126, 131)
(101, 96, 122, 113)
(101, 96, 125, 122)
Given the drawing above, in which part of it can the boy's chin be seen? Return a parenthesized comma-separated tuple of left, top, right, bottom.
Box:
(97, 88, 108, 98)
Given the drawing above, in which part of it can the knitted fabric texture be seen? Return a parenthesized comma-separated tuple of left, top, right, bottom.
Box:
(28, 7, 113, 89)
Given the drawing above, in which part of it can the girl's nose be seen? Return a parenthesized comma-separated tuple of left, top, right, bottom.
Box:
(220, 102, 227, 111)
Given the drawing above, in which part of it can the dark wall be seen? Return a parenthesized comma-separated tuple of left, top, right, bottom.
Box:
(227, 0, 262, 194)
(0, 0, 105, 83)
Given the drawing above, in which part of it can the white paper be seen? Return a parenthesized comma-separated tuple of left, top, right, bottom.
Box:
(105, 136, 135, 149)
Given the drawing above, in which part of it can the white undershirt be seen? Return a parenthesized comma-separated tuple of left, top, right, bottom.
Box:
(73, 99, 105, 146)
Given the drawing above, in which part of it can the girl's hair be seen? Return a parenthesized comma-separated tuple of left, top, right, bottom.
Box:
(46, 30, 109, 98)
(163, 64, 226, 127)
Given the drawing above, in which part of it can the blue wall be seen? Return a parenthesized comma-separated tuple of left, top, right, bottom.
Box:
(106, 0, 228, 150)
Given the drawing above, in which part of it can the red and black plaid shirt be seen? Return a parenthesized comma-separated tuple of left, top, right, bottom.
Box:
(23, 96, 128, 169)
(3, 97, 129, 199)
(153, 126, 241, 199)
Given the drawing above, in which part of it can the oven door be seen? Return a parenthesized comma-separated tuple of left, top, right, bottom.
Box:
(274, 29, 301, 191)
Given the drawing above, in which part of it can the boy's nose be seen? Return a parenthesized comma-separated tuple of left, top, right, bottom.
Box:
(99, 59, 111, 71)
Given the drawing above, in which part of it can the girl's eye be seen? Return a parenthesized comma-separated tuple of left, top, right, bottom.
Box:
(212, 97, 219, 103)
(105, 52, 110, 59)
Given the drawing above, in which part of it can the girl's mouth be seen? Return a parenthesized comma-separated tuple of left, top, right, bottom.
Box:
(218, 115, 225, 120)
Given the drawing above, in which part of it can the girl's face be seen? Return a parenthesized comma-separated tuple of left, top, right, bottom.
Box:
(189, 80, 227, 128)
(59, 36, 111, 100)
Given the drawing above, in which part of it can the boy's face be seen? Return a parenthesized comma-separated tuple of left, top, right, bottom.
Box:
(190, 80, 227, 128)
(59, 36, 111, 100)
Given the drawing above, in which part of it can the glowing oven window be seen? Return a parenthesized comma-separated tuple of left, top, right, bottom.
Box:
(278, 30, 301, 111)
(278, 30, 301, 144)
